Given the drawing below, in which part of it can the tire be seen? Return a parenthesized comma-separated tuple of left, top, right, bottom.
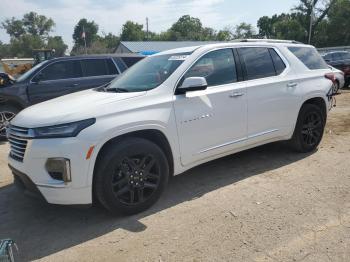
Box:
(94, 137, 169, 215)
(0, 104, 20, 141)
(290, 104, 325, 153)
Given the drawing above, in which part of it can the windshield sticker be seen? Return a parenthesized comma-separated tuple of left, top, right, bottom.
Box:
(168, 55, 189, 61)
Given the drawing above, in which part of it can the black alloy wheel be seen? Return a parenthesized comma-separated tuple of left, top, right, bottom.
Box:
(291, 103, 325, 153)
(301, 111, 323, 147)
(112, 154, 161, 205)
(95, 137, 169, 215)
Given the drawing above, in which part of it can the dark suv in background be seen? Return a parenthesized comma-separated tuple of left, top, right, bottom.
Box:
(0, 54, 144, 138)
(323, 51, 350, 87)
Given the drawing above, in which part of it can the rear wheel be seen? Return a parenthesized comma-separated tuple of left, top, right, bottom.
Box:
(0, 104, 19, 140)
(290, 104, 325, 153)
(94, 137, 169, 215)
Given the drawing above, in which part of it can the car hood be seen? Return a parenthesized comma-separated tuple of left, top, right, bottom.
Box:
(12, 89, 146, 128)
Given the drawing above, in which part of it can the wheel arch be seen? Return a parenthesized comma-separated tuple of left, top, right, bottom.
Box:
(301, 96, 327, 121)
(0, 98, 24, 111)
(91, 129, 175, 198)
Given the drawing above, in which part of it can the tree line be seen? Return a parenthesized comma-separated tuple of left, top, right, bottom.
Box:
(0, 0, 349, 58)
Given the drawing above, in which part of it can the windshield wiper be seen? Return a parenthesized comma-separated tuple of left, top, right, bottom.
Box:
(106, 87, 130, 93)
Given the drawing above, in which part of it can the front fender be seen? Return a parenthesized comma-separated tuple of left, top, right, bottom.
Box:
(84, 122, 180, 187)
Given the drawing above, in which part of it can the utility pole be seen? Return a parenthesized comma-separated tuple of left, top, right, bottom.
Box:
(146, 17, 149, 40)
(82, 25, 87, 54)
(308, 0, 315, 44)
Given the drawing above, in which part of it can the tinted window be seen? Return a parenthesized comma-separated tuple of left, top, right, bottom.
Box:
(81, 59, 108, 77)
(39, 60, 82, 81)
(333, 53, 343, 61)
(106, 59, 118, 75)
(122, 57, 144, 68)
(288, 47, 328, 70)
(239, 47, 276, 80)
(182, 49, 237, 87)
(269, 48, 286, 75)
(113, 57, 128, 72)
(323, 54, 332, 61)
(341, 52, 350, 60)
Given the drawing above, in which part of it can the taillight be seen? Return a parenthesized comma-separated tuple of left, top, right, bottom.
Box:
(325, 73, 336, 83)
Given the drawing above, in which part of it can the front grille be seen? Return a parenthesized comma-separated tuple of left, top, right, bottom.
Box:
(7, 125, 30, 162)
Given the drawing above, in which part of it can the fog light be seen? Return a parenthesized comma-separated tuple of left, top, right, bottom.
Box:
(45, 158, 71, 183)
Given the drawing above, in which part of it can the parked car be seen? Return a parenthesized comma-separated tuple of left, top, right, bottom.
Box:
(323, 51, 350, 87)
(328, 65, 345, 93)
(8, 40, 335, 215)
(0, 54, 144, 139)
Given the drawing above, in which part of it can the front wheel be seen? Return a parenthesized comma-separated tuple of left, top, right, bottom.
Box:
(94, 137, 169, 215)
(290, 104, 325, 153)
(0, 104, 19, 140)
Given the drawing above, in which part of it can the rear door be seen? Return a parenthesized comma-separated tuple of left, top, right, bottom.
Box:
(27, 60, 83, 104)
(238, 47, 299, 145)
(78, 58, 119, 89)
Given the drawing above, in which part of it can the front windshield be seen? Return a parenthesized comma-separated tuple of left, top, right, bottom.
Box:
(16, 60, 48, 82)
(107, 52, 191, 92)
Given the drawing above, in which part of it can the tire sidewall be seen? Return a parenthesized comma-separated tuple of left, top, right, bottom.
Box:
(95, 138, 169, 215)
(293, 104, 325, 152)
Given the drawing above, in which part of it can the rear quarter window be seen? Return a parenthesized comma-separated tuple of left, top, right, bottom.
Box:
(288, 47, 328, 70)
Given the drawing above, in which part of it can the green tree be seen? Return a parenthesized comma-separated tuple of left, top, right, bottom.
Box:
(326, 0, 350, 46)
(47, 36, 68, 56)
(9, 34, 44, 57)
(216, 29, 232, 41)
(231, 22, 256, 39)
(167, 15, 206, 40)
(293, 0, 336, 43)
(1, 12, 54, 39)
(101, 32, 119, 49)
(0, 41, 10, 59)
(72, 18, 98, 47)
(120, 21, 145, 41)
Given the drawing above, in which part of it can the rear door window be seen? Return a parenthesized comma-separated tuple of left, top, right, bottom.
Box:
(106, 59, 118, 75)
(113, 57, 128, 72)
(288, 47, 328, 70)
(341, 52, 350, 60)
(81, 59, 108, 77)
(38, 60, 82, 81)
(238, 47, 276, 80)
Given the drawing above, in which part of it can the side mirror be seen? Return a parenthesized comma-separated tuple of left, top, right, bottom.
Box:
(177, 77, 208, 95)
(324, 58, 331, 63)
(32, 72, 44, 83)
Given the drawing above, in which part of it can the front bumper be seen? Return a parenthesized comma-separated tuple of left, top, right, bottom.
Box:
(8, 137, 94, 205)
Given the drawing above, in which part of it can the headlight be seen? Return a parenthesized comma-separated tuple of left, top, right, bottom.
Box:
(29, 118, 96, 139)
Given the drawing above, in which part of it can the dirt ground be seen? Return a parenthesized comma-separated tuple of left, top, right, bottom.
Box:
(1, 91, 350, 262)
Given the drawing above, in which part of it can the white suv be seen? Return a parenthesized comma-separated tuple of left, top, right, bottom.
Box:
(7, 40, 335, 214)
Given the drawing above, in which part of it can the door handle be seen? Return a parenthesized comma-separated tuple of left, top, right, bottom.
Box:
(229, 92, 244, 98)
(287, 82, 298, 88)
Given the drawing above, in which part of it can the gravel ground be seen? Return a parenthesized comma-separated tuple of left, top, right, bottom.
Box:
(1, 91, 350, 262)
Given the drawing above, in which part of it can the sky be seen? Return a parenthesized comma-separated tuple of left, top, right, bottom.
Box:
(0, 0, 300, 50)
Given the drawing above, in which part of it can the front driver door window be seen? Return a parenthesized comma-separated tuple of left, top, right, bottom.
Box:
(174, 48, 247, 166)
(28, 60, 82, 104)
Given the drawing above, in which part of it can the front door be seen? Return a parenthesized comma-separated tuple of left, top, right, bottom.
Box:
(173, 48, 247, 166)
(28, 60, 83, 105)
